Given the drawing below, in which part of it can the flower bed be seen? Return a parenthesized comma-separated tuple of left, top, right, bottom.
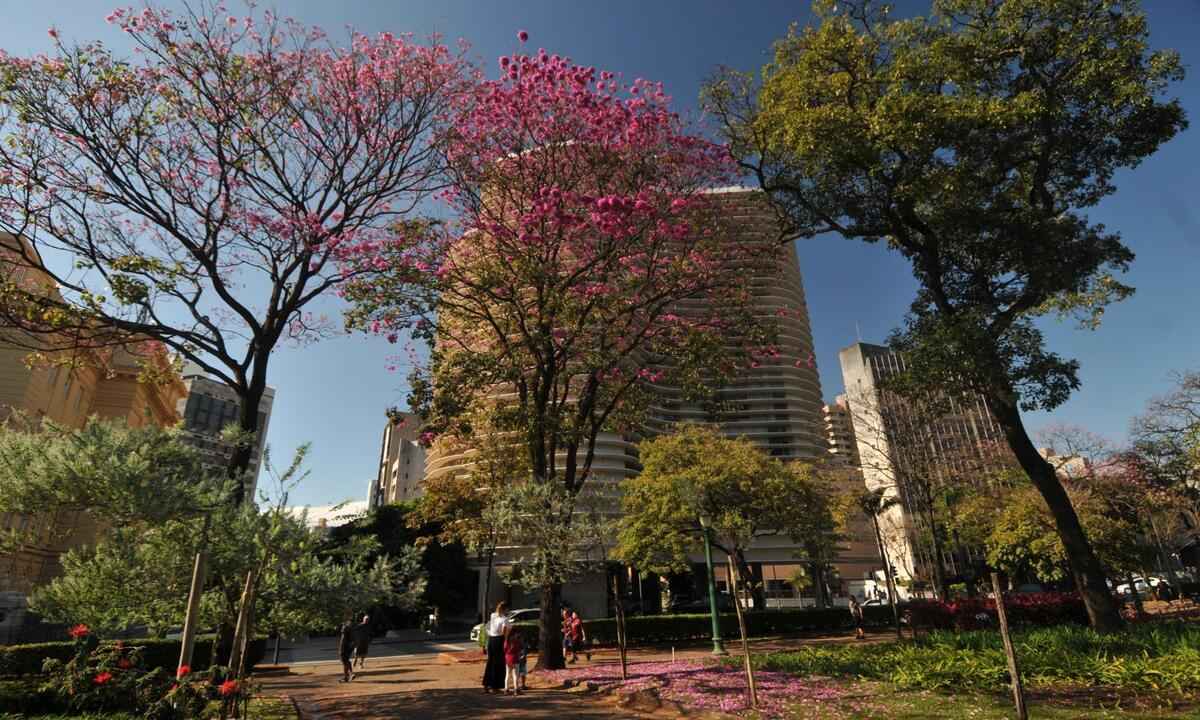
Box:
(543, 659, 863, 719)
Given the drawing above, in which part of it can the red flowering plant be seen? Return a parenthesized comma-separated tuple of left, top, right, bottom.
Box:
(40, 633, 156, 714)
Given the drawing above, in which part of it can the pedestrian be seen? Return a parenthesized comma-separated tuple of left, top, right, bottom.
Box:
(560, 607, 574, 663)
(337, 617, 355, 682)
(481, 601, 509, 693)
(427, 606, 440, 638)
(503, 626, 524, 695)
(567, 608, 589, 663)
(352, 614, 372, 669)
(516, 629, 529, 691)
(849, 595, 865, 640)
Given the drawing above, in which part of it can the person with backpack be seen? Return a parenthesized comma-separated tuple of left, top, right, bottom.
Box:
(849, 595, 865, 640)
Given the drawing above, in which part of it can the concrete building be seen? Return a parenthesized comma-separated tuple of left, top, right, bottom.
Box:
(838, 341, 1012, 590)
(176, 363, 275, 502)
(425, 189, 877, 618)
(369, 413, 426, 508)
(822, 394, 860, 467)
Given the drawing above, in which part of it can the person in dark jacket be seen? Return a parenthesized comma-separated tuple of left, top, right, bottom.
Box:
(337, 618, 355, 682)
(352, 614, 372, 669)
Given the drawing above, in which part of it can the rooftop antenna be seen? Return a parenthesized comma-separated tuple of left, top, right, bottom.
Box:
(855, 322, 862, 343)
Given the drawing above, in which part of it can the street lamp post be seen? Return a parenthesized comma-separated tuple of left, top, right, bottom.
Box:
(699, 516, 727, 656)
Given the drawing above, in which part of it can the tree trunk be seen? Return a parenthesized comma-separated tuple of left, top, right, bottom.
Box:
(924, 507, 948, 601)
(610, 574, 628, 681)
(991, 572, 1029, 720)
(986, 393, 1123, 632)
(480, 540, 496, 625)
(534, 582, 564, 671)
(871, 516, 903, 639)
(726, 554, 758, 709)
(809, 559, 829, 608)
(229, 381, 265, 506)
(228, 569, 257, 678)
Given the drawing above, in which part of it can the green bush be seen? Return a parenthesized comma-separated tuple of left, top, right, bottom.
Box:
(757, 621, 1200, 694)
(0, 678, 66, 715)
(509, 605, 896, 648)
(0, 636, 267, 677)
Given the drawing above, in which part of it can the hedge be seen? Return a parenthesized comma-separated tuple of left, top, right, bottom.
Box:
(508, 605, 897, 648)
(0, 636, 267, 678)
(0, 678, 63, 715)
(503, 595, 1089, 648)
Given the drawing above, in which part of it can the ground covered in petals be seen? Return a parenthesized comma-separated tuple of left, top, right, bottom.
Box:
(542, 659, 867, 718)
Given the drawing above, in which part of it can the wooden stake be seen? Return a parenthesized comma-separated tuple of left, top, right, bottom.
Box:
(727, 554, 758, 709)
(991, 572, 1028, 720)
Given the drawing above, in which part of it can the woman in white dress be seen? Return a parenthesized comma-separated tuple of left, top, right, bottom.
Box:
(481, 601, 510, 693)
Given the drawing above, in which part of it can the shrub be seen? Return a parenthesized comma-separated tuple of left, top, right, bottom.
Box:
(509, 605, 897, 648)
(0, 636, 267, 678)
(905, 592, 1087, 630)
(0, 678, 65, 715)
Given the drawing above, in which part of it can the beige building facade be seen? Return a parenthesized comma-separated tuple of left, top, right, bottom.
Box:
(370, 413, 426, 507)
(838, 341, 1012, 591)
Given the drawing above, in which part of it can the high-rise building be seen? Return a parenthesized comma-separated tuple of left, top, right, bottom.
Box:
(369, 413, 426, 507)
(838, 341, 1011, 587)
(425, 188, 878, 616)
(177, 363, 276, 501)
(822, 394, 860, 467)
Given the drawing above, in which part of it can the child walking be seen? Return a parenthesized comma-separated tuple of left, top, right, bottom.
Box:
(503, 628, 525, 695)
(517, 630, 529, 691)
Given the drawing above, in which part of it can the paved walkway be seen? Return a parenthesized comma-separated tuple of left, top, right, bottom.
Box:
(259, 631, 889, 720)
(260, 653, 631, 719)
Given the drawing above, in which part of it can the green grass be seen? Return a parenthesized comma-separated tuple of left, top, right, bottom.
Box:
(788, 683, 1200, 719)
(758, 622, 1200, 695)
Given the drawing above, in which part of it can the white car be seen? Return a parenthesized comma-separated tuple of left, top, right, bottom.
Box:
(469, 608, 541, 643)
(1115, 576, 1170, 596)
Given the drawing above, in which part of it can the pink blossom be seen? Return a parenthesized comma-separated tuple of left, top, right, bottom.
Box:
(517, 30, 529, 43)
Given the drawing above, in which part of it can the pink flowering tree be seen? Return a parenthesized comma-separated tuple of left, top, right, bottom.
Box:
(342, 34, 779, 669)
(0, 4, 469, 496)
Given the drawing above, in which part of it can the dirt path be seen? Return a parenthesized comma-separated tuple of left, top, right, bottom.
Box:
(259, 631, 888, 719)
(259, 652, 634, 719)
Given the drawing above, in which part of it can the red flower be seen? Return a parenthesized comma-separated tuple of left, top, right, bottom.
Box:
(219, 679, 239, 697)
(117, 658, 133, 669)
(517, 30, 529, 43)
(68, 624, 90, 639)
(176, 664, 191, 678)
(94, 672, 113, 685)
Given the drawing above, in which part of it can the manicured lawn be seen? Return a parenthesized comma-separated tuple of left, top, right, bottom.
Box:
(786, 682, 1200, 719)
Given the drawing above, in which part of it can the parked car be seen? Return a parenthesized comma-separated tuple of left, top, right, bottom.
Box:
(1115, 576, 1174, 599)
(469, 608, 540, 643)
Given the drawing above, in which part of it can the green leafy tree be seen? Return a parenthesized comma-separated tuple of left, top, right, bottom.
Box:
(950, 473, 1152, 586)
(617, 425, 836, 709)
(325, 502, 473, 626)
(705, 0, 1186, 630)
(0, 415, 224, 544)
(617, 426, 836, 579)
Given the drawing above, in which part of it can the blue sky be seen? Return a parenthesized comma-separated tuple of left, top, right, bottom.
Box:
(3, 1, 1198, 506)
